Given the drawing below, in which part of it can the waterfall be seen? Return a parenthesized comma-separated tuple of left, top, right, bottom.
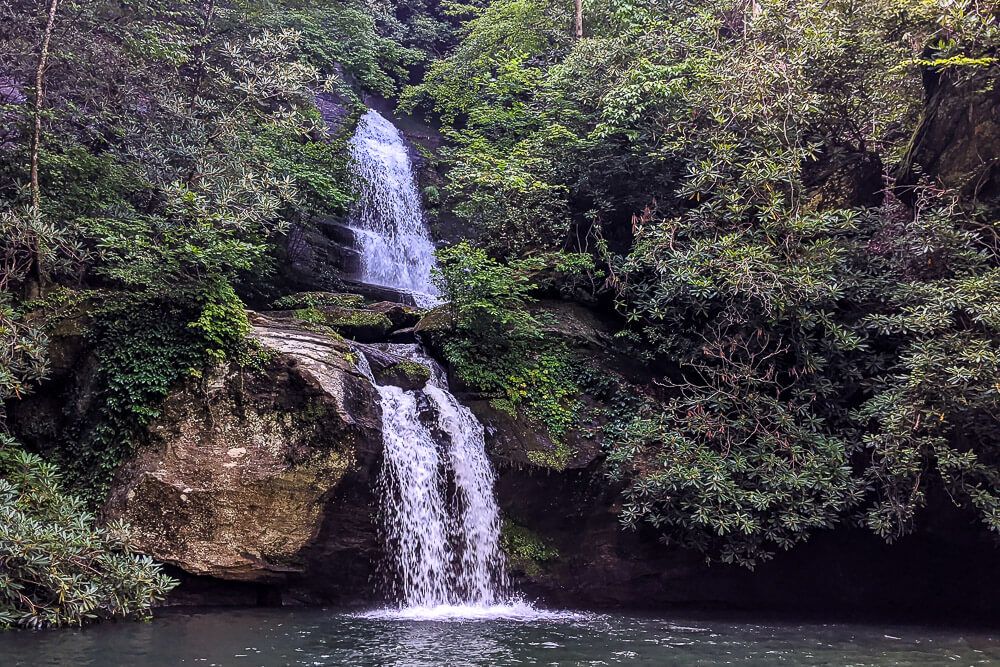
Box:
(355, 346, 510, 614)
(345, 107, 549, 620)
(347, 110, 440, 307)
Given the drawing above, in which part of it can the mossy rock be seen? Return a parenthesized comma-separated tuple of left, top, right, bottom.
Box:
(277, 303, 405, 343)
(532, 300, 612, 348)
(414, 305, 455, 335)
(321, 309, 395, 342)
(377, 361, 432, 391)
(272, 292, 366, 311)
(466, 399, 598, 472)
(360, 346, 432, 390)
(367, 301, 422, 330)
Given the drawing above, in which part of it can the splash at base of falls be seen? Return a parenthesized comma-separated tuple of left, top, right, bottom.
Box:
(359, 600, 585, 622)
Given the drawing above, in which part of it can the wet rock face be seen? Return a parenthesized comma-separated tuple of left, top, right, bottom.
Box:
(282, 218, 362, 292)
(898, 69, 1000, 201)
(315, 90, 351, 136)
(104, 315, 383, 590)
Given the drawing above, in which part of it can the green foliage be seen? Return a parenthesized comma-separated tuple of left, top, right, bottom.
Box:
(608, 411, 863, 568)
(0, 436, 176, 629)
(435, 242, 538, 338)
(500, 518, 558, 576)
(255, 119, 355, 216)
(0, 0, 433, 512)
(273, 292, 367, 310)
(263, 0, 424, 97)
(0, 298, 49, 405)
(403, 0, 575, 255)
(59, 282, 254, 503)
(854, 195, 1000, 539)
(435, 243, 582, 452)
(423, 0, 1000, 565)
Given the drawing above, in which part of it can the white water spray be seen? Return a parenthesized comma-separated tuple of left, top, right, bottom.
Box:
(347, 110, 440, 307)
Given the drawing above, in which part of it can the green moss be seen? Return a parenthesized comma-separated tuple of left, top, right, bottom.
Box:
(274, 292, 366, 310)
(500, 519, 558, 577)
(294, 306, 327, 325)
(414, 305, 455, 334)
(388, 360, 432, 385)
(448, 337, 583, 451)
(526, 443, 573, 471)
(325, 310, 393, 331)
(297, 400, 329, 425)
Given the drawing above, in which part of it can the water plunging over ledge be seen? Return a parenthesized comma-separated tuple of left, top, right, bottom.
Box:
(347, 110, 440, 308)
(354, 345, 548, 620)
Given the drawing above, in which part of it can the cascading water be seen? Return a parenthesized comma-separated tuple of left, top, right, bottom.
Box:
(356, 346, 519, 617)
(346, 106, 554, 621)
(347, 110, 440, 307)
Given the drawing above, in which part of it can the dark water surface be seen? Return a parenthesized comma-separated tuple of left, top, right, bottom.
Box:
(0, 607, 997, 666)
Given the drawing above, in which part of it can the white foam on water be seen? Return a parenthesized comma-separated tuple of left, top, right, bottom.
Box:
(360, 600, 587, 623)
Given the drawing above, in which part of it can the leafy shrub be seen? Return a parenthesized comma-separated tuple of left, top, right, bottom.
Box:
(500, 519, 558, 576)
(0, 296, 49, 405)
(421, 0, 1000, 565)
(0, 436, 176, 629)
(434, 243, 583, 457)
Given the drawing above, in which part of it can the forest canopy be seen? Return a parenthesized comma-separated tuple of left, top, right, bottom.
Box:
(411, 0, 1000, 566)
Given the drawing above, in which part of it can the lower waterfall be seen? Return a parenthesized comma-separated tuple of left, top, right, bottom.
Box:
(356, 345, 551, 619)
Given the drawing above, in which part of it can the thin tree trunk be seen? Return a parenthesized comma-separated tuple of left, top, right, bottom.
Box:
(32, 0, 58, 214)
(574, 0, 583, 39)
(27, 0, 60, 298)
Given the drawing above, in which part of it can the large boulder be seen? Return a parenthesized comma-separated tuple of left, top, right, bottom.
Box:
(104, 314, 383, 588)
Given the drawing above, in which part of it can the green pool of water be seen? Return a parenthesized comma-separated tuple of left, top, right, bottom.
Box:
(0, 607, 996, 666)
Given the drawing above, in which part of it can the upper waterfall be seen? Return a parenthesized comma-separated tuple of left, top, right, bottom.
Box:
(347, 110, 440, 307)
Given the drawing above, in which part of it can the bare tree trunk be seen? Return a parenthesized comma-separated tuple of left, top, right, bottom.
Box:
(27, 0, 60, 298)
(574, 0, 584, 39)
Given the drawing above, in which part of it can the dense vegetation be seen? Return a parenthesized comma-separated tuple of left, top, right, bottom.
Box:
(0, 435, 176, 628)
(0, 0, 998, 626)
(0, 0, 471, 628)
(414, 0, 1000, 566)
